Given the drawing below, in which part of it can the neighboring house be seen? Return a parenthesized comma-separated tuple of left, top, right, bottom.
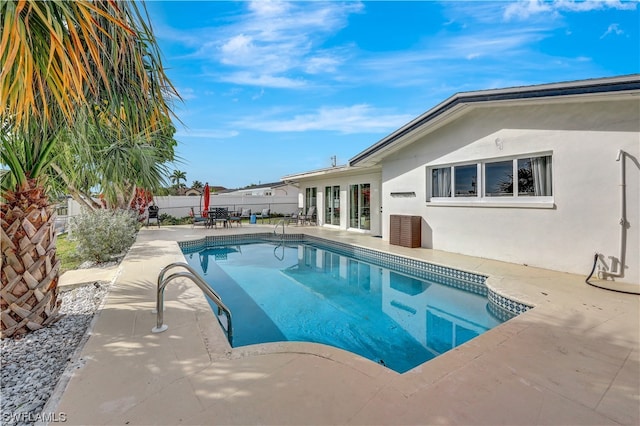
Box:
(220, 181, 298, 197)
(283, 75, 640, 289)
(184, 188, 202, 196)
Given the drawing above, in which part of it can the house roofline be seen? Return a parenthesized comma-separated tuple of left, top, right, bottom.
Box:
(349, 74, 640, 166)
(282, 165, 352, 182)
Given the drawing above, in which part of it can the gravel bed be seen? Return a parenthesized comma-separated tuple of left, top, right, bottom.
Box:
(1, 282, 110, 426)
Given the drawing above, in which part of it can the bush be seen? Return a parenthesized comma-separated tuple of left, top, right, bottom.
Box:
(158, 213, 192, 225)
(70, 209, 139, 263)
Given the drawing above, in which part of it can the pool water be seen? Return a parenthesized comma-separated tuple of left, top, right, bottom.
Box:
(184, 242, 504, 373)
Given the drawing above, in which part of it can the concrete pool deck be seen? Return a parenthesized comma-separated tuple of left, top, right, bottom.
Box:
(49, 224, 639, 425)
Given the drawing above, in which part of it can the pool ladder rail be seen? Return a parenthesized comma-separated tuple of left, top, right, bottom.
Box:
(152, 262, 233, 344)
(273, 219, 286, 260)
(273, 219, 285, 236)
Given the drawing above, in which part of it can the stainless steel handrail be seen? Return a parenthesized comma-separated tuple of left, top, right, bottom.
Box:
(156, 262, 223, 301)
(152, 262, 233, 344)
(273, 219, 285, 236)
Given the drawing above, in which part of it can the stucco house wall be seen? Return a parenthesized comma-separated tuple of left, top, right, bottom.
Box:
(380, 98, 639, 285)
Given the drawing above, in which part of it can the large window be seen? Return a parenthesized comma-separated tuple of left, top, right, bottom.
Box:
(429, 154, 552, 202)
(325, 185, 340, 225)
(349, 183, 370, 230)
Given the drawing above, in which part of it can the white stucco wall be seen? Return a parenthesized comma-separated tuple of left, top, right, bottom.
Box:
(381, 98, 640, 285)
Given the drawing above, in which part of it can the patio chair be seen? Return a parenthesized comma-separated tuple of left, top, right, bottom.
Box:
(256, 208, 271, 224)
(228, 209, 242, 227)
(190, 207, 208, 228)
(237, 208, 251, 225)
(147, 205, 160, 228)
(285, 208, 303, 226)
(298, 206, 316, 226)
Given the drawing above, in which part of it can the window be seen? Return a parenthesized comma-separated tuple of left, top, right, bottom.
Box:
(485, 160, 513, 197)
(428, 154, 552, 204)
(454, 165, 477, 197)
(431, 168, 451, 197)
(517, 156, 552, 196)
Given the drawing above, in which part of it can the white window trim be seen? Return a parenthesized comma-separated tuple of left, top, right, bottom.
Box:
(428, 197, 554, 209)
(427, 152, 554, 208)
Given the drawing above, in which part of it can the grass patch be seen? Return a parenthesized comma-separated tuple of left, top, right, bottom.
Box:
(57, 233, 82, 274)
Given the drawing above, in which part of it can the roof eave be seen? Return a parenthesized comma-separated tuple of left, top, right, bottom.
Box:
(282, 164, 380, 183)
(349, 74, 640, 167)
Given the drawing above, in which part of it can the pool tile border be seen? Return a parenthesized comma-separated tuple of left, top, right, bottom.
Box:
(178, 233, 533, 317)
(487, 290, 531, 316)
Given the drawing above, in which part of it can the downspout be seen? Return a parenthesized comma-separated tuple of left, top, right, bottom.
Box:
(599, 149, 628, 279)
(586, 149, 638, 294)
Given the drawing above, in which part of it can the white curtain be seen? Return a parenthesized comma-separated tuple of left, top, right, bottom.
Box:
(531, 156, 552, 196)
(432, 168, 451, 197)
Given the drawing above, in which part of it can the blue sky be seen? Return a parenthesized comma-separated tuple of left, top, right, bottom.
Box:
(145, 0, 639, 189)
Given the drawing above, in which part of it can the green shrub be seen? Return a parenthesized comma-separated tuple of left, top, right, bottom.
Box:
(70, 209, 139, 262)
(158, 213, 192, 225)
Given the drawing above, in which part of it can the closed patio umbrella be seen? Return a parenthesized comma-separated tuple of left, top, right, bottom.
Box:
(203, 182, 210, 217)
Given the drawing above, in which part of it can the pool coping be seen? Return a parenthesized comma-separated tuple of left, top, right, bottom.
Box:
(46, 225, 640, 425)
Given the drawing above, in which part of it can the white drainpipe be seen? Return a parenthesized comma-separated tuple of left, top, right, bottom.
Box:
(598, 149, 628, 279)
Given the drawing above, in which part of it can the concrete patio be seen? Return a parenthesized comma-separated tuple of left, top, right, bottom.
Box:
(48, 224, 639, 425)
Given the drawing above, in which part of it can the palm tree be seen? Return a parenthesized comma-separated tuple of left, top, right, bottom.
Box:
(191, 180, 203, 190)
(0, 0, 178, 338)
(170, 170, 187, 187)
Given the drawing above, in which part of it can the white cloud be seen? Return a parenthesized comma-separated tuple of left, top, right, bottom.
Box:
(232, 105, 414, 134)
(504, 0, 637, 20)
(252, 88, 265, 100)
(178, 88, 197, 100)
(199, 1, 363, 88)
(176, 129, 239, 139)
(554, 0, 637, 12)
(219, 72, 306, 89)
(357, 27, 548, 86)
(220, 34, 255, 64)
(504, 0, 553, 20)
(600, 23, 624, 38)
(304, 55, 342, 74)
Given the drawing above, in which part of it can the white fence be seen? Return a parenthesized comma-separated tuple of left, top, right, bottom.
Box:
(54, 194, 299, 235)
(153, 194, 299, 218)
(63, 194, 300, 223)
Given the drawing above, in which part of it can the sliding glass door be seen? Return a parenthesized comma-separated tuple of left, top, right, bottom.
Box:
(325, 186, 340, 225)
(349, 183, 370, 230)
(305, 187, 317, 212)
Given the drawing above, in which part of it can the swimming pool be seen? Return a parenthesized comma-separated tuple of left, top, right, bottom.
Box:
(181, 235, 522, 373)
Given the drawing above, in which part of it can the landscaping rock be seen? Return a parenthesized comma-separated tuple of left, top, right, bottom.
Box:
(1, 282, 110, 426)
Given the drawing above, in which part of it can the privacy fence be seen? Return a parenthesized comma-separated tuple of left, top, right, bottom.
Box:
(58, 194, 300, 233)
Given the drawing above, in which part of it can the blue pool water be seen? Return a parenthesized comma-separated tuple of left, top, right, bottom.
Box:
(183, 241, 506, 373)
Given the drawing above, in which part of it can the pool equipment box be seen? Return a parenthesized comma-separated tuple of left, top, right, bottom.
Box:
(390, 215, 421, 248)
